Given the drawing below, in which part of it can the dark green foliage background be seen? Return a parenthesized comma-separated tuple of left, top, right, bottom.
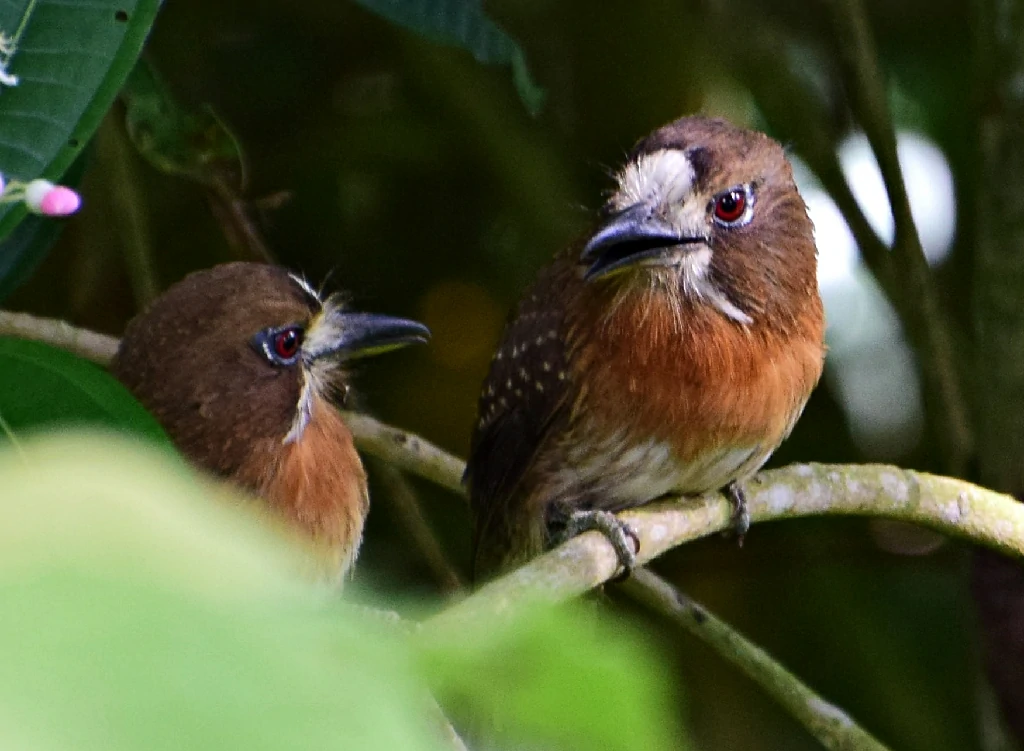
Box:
(4, 1, 986, 749)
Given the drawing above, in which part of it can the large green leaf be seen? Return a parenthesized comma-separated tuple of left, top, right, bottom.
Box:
(419, 606, 687, 750)
(0, 432, 446, 751)
(0, 0, 161, 240)
(349, 0, 545, 115)
(0, 337, 169, 443)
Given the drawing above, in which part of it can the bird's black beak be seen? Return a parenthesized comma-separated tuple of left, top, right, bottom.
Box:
(581, 203, 704, 281)
(307, 311, 430, 362)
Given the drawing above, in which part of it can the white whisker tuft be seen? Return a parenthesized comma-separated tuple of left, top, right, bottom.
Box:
(284, 295, 351, 443)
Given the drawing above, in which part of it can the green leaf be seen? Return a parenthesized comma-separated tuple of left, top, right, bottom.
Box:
(418, 605, 687, 751)
(0, 337, 169, 444)
(122, 59, 245, 188)
(0, 0, 161, 240)
(349, 0, 545, 115)
(0, 149, 89, 302)
(0, 432, 447, 751)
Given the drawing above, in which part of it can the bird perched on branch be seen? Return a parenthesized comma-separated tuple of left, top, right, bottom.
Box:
(466, 116, 825, 579)
(112, 262, 429, 584)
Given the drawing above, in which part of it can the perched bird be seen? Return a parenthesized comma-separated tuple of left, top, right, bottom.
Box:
(466, 116, 825, 578)
(112, 262, 429, 583)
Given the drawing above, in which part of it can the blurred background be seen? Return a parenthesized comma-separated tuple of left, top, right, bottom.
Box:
(5, 0, 1010, 748)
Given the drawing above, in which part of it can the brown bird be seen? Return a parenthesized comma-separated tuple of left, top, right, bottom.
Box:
(112, 262, 429, 583)
(466, 116, 825, 578)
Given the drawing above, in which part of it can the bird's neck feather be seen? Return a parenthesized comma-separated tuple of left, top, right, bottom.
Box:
(234, 394, 368, 582)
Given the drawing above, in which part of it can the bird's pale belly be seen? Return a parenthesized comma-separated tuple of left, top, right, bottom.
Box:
(548, 419, 772, 512)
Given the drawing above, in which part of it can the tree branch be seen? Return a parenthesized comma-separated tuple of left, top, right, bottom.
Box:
(0, 311, 118, 364)
(343, 411, 468, 497)
(620, 569, 891, 751)
(422, 462, 1024, 632)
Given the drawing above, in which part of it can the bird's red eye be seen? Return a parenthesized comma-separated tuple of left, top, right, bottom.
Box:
(713, 189, 748, 225)
(274, 327, 302, 360)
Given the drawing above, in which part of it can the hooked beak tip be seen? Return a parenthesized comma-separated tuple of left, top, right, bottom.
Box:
(581, 205, 703, 280)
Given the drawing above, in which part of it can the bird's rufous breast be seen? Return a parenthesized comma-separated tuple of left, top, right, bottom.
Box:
(235, 393, 369, 582)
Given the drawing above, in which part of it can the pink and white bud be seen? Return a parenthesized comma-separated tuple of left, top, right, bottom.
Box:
(24, 179, 81, 216)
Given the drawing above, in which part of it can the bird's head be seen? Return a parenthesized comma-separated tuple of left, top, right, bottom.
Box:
(581, 116, 819, 328)
(113, 262, 429, 474)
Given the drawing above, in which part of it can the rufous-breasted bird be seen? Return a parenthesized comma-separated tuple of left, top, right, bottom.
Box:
(466, 116, 825, 578)
(112, 262, 429, 584)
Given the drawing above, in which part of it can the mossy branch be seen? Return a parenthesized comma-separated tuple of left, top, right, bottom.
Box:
(418, 459, 1023, 630)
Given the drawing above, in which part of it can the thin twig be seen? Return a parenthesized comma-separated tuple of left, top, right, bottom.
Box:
(703, 4, 972, 475)
(369, 458, 465, 596)
(620, 569, 891, 751)
(206, 177, 276, 263)
(343, 411, 467, 497)
(0, 310, 118, 364)
(824, 0, 974, 476)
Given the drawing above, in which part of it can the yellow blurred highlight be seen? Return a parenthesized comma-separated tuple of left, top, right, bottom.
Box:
(418, 279, 504, 372)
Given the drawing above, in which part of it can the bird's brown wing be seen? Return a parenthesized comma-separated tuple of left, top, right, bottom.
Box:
(465, 259, 575, 570)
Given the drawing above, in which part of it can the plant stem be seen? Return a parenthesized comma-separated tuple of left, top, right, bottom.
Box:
(96, 114, 161, 309)
(824, 0, 974, 476)
(369, 458, 465, 596)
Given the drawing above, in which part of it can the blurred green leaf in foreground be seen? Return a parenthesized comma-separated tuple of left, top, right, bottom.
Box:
(0, 432, 687, 750)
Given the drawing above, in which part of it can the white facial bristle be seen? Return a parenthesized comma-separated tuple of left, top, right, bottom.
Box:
(288, 272, 322, 304)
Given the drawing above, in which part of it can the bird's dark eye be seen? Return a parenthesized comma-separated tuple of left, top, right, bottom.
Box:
(252, 325, 305, 367)
(274, 327, 302, 359)
(712, 187, 752, 226)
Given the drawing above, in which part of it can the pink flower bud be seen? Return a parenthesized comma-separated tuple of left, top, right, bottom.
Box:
(39, 185, 81, 216)
(24, 179, 81, 216)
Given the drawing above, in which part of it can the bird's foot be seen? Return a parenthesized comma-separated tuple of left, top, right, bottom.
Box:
(725, 481, 750, 546)
(561, 509, 640, 579)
